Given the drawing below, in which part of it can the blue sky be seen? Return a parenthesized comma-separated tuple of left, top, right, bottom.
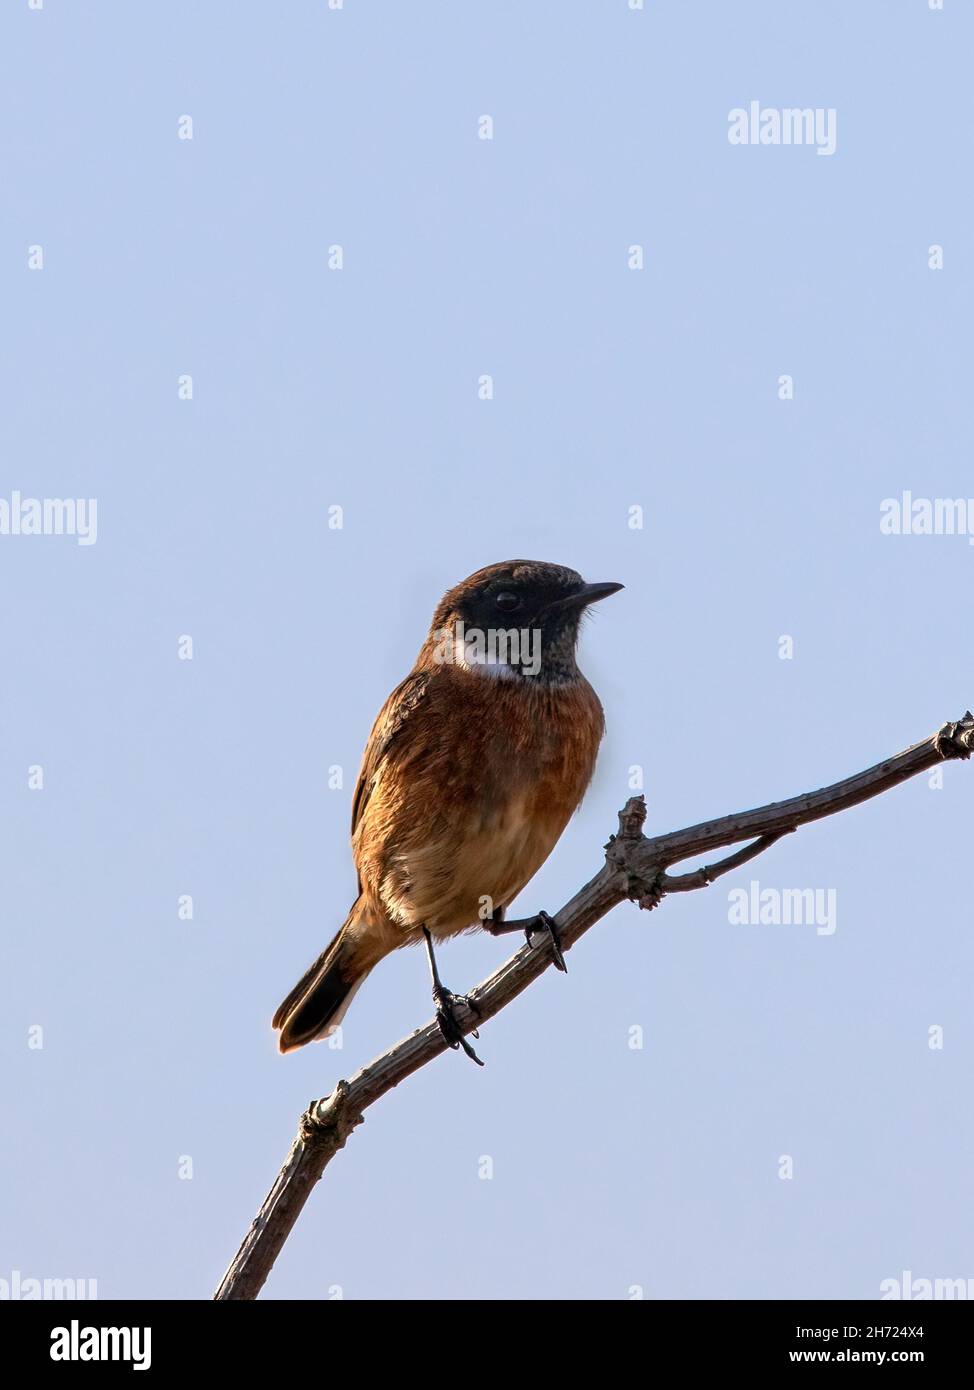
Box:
(1, 0, 971, 1300)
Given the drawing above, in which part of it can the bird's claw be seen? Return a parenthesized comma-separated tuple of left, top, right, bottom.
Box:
(433, 986, 484, 1066)
(525, 910, 568, 973)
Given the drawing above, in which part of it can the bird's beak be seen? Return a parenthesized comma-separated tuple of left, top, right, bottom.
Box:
(545, 581, 624, 614)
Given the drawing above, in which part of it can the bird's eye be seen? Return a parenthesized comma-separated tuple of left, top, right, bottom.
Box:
(495, 591, 522, 613)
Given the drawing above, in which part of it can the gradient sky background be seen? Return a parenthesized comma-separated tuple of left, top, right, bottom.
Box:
(1, 1, 971, 1301)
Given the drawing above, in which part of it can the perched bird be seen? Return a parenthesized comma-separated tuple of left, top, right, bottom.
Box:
(273, 559, 622, 1062)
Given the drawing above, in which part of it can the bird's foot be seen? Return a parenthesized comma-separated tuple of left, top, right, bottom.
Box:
(433, 984, 484, 1066)
(486, 908, 568, 973)
(525, 910, 568, 973)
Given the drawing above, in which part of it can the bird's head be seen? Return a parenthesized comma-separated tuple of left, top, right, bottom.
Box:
(420, 560, 623, 683)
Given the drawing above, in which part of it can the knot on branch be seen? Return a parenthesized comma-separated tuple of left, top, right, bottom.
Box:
(615, 795, 647, 841)
(936, 711, 974, 761)
(301, 1080, 364, 1153)
(635, 878, 666, 911)
(603, 799, 665, 907)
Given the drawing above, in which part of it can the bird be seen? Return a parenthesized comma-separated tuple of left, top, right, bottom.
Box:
(273, 559, 623, 1062)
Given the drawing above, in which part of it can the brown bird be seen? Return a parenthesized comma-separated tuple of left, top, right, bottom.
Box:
(273, 559, 622, 1062)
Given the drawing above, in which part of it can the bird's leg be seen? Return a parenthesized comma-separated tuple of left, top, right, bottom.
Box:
(422, 928, 484, 1066)
(483, 906, 568, 974)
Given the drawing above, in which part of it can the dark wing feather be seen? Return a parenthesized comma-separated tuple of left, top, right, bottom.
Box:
(350, 671, 432, 885)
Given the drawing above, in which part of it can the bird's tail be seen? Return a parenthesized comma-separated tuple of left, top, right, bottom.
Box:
(273, 900, 386, 1053)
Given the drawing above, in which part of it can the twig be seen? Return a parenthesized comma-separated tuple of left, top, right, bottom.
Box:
(660, 831, 791, 894)
(214, 710, 973, 1300)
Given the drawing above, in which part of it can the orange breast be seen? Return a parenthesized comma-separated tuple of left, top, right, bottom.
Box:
(353, 666, 604, 940)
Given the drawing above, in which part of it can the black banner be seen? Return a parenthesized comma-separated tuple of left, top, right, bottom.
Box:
(0, 1298, 966, 1373)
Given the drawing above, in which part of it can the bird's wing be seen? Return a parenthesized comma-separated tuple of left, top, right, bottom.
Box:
(350, 669, 432, 848)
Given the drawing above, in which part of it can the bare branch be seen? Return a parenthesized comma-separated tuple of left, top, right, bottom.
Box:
(214, 710, 973, 1300)
(639, 710, 974, 873)
(660, 831, 791, 894)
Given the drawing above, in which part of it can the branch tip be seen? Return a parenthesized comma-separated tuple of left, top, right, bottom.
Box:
(936, 711, 974, 761)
